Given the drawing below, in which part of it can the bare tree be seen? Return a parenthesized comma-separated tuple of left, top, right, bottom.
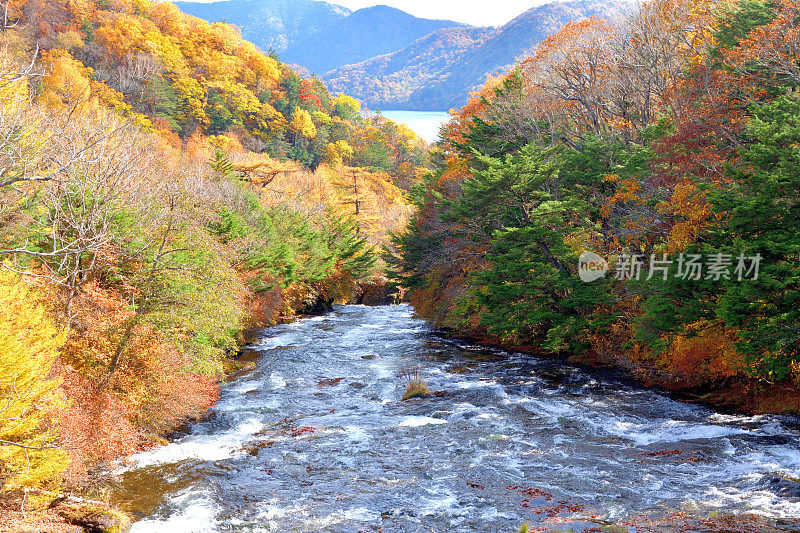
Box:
(0, 44, 40, 96)
(111, 52, 162, 98)
(0, 109, 161, 317)
(0, 0, 17, 29)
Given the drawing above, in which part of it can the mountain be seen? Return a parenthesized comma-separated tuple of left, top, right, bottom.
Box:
(324, 26, 497, 109)
(175, 0, 628, 110)
(174, 0, 351, 52)
(281, 5, 467, 75)
(324, 0, 630, 111)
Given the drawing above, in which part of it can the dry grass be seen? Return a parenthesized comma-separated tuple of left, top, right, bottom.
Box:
(398, 365, 430, 400)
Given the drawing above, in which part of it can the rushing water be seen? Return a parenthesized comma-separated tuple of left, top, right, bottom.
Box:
(113, 305, 800, 532)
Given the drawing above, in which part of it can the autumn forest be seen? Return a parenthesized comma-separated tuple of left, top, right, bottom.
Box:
(394, 0, 800, 400)
(1, 0, 800, 529)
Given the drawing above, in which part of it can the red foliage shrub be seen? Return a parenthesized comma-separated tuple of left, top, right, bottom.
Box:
(55, 281, 219, 485)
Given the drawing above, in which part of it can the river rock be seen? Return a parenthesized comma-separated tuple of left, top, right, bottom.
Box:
(245, 439, 275, 456)
(57, 502, 131, 533)
(761, 474, 800, 497)
(318, 377, 345, 387)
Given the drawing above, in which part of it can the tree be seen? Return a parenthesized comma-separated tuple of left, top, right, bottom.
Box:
(331, 94, 361, 122)
(0, 112, 158, 317)
(275, 71, 302, 116)
(208, 147, 234, 180)
(324, 139, 354, 167)
(452, 144, 610, 350)
(290, 108, 317, 140)
(353, 130, 391, 172)
(333, 167, 381, 235)
(707, 95, 800, 378)
(0, 270, 68, 500)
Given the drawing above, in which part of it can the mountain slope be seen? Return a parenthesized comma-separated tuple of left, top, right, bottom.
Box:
(174, 0, 351, 52)
(281, 5, 467, 74)
(325, 0, 630, 111)
(324, 26, 497, 109)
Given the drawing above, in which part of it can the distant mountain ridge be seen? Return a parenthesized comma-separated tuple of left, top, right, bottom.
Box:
(175, 0, 466, 75)
(324, 26, 497, 109)
(175, 0, 351, 53)
(175, 0, 630, 111)
(324, 0, 630, 111)
(282, 5, 467, 75)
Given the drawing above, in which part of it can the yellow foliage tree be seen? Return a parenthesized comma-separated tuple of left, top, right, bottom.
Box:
(247, 101, 286, 139)
(290, 108, 317, 139)
(40, 50, 97, 113)
(0, 271, 68, 499)
(311, 110, 332, 125)
(324, 139, 354, 166)
(331, 93, 361, 120)
(332, 166, 382, 236)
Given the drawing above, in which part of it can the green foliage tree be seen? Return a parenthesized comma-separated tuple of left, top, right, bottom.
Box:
(356, 139, 392, 173)
(708, 95, 800, 378)
(208, 148, 235, 180)
(332, 94, 361, 122)
(207, 90, 236, 135)
(453, 144, 611, 350)
(276, 71, 302, 117)
(208, 185, 376, 291)
(710, 0, 775, 58)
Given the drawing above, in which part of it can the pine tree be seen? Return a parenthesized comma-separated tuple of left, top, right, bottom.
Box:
(208, 147, 235, 180)
(450, 143, 611, 351)
(708, 95, 800, 378)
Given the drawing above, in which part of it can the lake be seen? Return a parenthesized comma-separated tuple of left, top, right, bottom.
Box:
(381, 110, 451, 144)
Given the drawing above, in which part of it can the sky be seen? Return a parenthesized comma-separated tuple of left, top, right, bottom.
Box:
(334, 0, 544, 26)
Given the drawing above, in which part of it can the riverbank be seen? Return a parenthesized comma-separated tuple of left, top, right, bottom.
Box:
(1, 277, 398, 533)
(574, 353, 800, 417)
(427, 325, 800, 417)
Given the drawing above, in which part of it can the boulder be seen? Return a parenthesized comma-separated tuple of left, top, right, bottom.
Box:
(57, 503, 131, 533)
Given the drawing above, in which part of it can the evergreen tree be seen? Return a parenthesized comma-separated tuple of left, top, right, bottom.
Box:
(208, 148, 235, 180)
(639, 96, 800, 378)
(708, 95, 800, 378)
(449, 144, 611, 351)
(356, 139, 392, 173)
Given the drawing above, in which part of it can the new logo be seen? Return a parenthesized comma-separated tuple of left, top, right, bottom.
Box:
(578, 251, 609, 283)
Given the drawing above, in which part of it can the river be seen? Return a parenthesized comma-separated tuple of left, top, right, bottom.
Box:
(112, 305, 800, 532)
(381, 111, 451, 144)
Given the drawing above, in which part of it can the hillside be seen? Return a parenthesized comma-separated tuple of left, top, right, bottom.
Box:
(0, 0, 425, 527)
(324, 26, 497, 109)
(325, 0, 630, 110)
(174, 0, 351, 52)
(281, 5, 467, 74)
